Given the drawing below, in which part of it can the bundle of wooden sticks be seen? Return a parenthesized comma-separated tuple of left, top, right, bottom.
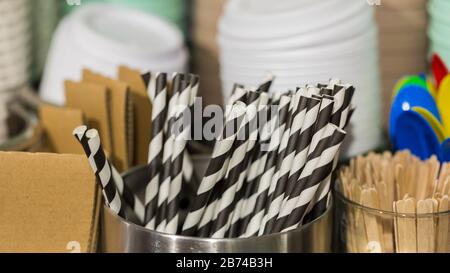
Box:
(339, 151, 450, 253)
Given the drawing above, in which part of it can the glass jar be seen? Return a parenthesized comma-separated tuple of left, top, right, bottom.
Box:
(335, 183, 450, 253)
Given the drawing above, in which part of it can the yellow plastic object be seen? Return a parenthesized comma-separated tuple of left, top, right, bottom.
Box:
(412, 106, 446, 142)
(437, 75, 450, 136)
(427, 78, 437, 99)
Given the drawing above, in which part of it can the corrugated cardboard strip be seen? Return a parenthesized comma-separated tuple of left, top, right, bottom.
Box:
(82, 69, 133, 172)
(64, 81, 113, 155)
(39, 104, 86, 155)
(0, 152, 101, 253)
(118, 66, 152, 166)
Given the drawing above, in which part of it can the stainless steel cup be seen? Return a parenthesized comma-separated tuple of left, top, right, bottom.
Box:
(100, 165, 333, 253)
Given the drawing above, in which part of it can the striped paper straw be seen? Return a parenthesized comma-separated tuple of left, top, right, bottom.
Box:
(330, 84, 355, 128)
(243, 95, 291, 237)
(205, 96, 259, 237)
(228, 93, 271, 237)
(155, 73, 183, 232)
(177, 74, 200, 227)
(111, 160, 145, 223)
(144, 72, 168, 229)
(225, 92, 267, 237)
(268, 96, 321, 233)
(277, 125, 347, 232)
(228, 84, 246, 105)
(260, 93, 309, 235)
(73, 126, 140, 224)
(234, 94, 282, 236)
(305, 82, 355, 223)
(165, 77, 191, 234)
(228, 75, 274, 105)
(310, 96, 335, 150)
(182, 74, 200, 186)
(209, 101, 254, 238)
(181, 102, 246, 236)
(255, 74, 274, 93)
(259, 92, 300, 234)
(258, 93, 302, 235)
(198, 94, 271, 237)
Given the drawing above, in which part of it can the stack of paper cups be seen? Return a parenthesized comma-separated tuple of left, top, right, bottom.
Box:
(218, 0, 382, 158)
(0, 0, 31, 140)
(0, 0, 31, 91)
(40, 4, 188, 106)
(376, 0, 428, 130)
(191, 0, 226, 106)
(428, 0, 450, 65)
(31, 0, 63, 81)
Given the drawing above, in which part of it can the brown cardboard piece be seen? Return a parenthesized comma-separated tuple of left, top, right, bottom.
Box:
(64, 81, 113, 155)
(82, 69, 133, 172)
(39, 104, 86, 155)
(0, 152, 100, 253)
(118, 66, 151, 166)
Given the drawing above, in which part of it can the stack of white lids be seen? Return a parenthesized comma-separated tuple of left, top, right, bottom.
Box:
(40, 4, 188, 106)
(218, 0, 382, 158)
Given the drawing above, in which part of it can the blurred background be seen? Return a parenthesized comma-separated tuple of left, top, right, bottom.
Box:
(0, 0, 443, 158)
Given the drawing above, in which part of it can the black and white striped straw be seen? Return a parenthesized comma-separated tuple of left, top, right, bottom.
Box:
(244, 95, 291, 237)
(304, 81, 355, 223)
(209, 99, 255, 238)
(234, 93, 281, 236)
(181, 102, 247, 236)
(73, 126, 140, 224)
(221, 91, 266, 237)
(228, 92, 270, 237)
(273, 124, 346, 232)
(183, 74, 200, 185)
(228, 84, 246, 105)
(276, 124, 347, 232)
(265, 96, 321, 234)
(144, 72, 168, 229)
(228, 75, 274, 105)
(259, 92, 300, 234)
(155, 73, 184, 232)
(259, 92, 309, 235)
(255, 73, 274, 93)
(165, 77, 191, 234)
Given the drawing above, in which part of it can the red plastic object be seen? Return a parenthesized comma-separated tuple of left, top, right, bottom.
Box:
(431, 53, 449, 88)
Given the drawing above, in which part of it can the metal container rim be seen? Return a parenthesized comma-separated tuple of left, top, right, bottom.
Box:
(103, 193, 333, 243)
(103, 199, 334, 243)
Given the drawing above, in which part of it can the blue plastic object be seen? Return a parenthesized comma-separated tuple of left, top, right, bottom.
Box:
(393, 110, 441, 160)
(390, 85, 441, 144)
(441, 138, 450, 162)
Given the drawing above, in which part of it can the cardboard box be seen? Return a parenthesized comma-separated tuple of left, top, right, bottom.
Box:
(0, 152, 101, 253)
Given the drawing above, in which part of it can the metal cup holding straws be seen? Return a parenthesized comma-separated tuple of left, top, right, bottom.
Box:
(100, 165, 333, 253)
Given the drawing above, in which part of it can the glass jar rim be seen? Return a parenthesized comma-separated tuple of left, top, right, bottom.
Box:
(334, 181, 450, 218)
